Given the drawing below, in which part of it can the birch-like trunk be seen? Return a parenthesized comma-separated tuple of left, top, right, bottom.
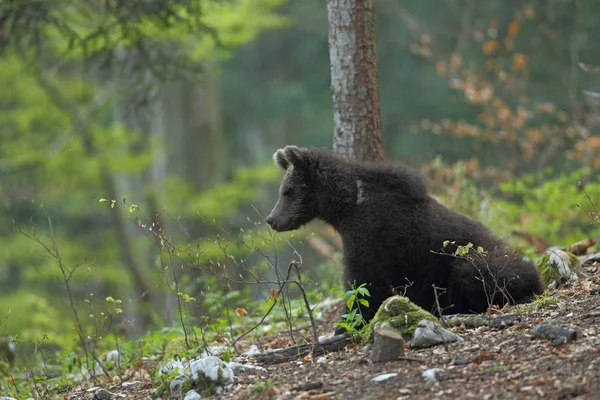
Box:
(327, 0, 385, 162)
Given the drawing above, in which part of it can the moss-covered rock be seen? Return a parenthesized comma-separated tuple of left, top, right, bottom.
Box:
(361, 296, 439, 344)
(536, 249, 581, 288)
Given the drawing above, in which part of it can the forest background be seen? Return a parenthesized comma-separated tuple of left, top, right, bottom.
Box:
(1, 0, 600, 372)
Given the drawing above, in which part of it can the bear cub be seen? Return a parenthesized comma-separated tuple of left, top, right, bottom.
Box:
(266, 146, 544, 326)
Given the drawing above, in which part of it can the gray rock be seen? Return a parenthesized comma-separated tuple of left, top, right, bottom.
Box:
(94, 388, 113, 400)
(410, 319, 464, 348)
(169, 375, 188, 400)
(371, 325, 405, 362)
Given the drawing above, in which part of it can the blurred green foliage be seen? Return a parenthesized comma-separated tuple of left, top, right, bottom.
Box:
(0, 0, 288, 351)
(496, 168, 600, 247)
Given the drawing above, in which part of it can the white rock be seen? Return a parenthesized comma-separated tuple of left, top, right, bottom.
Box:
(159, 359, 187, 376)
(422, 368, 441, 384)
(184, 390, 201, 400)
(200, 345, 229, 357)
(190, 356, 234, 384)
(105, 350, 121, 363)
(243, 344, 261, 356)
(227, 361, 266, 373)
(371, 373, 398, 382)
(170, 375, 188, 397)
(548, 250, 579, 282)
(121, 381, 143, 388)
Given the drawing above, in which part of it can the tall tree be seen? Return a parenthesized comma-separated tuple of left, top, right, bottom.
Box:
(327, 0, 385, 162)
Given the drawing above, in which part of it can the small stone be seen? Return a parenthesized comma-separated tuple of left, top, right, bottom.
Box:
(227, 361, 266, 373)
(121, 381, 143, 388)
(410, 319, 464, 348)
(94, 388, 113, 400)
(452, 356, 471, 365)
(370, 372, 398, 382)
(371, 326, 405, 362)
(422, 368, 441, 385)
(244, 344, 261, 356)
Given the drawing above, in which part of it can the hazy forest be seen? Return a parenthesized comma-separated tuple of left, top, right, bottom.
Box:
(2, 0, 600, 399)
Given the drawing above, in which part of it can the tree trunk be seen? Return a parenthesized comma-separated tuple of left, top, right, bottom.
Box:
(327, 0, 385, 162)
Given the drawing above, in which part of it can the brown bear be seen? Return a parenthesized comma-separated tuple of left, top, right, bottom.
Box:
(265, 145, 544, 327)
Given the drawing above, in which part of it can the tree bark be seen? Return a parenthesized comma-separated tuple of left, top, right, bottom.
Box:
(327, 0, 385, 162)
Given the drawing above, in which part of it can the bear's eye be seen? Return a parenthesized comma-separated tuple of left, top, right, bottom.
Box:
(282, 188, 293, 196)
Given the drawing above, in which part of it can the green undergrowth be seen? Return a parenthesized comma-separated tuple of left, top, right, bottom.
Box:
(429, 162, 600, 259)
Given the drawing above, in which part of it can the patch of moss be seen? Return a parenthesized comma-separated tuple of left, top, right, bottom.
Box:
(361, 296, 439, 344)
(163, 336, 199, 362)
(536, 250, 581, 288)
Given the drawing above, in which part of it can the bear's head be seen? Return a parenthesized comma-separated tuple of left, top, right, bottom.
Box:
(265, 145, 319, 232)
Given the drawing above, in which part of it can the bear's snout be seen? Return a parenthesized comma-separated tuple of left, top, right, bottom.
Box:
(265, 215, 274, 226)
(265, 213, 289, 231)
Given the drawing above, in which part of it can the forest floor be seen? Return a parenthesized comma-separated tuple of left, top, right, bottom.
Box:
(63, 271, 600, 400)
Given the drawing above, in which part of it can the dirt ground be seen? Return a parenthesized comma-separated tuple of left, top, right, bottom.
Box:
(64, 269, 600, 400)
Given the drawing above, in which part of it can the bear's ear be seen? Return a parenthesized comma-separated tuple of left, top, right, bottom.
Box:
(282, 145, 310, 170)
(273, 149, 289, 170)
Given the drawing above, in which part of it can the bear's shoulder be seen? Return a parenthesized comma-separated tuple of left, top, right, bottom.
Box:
(303, 148, 429, 201)
(361, 161, 428, 201)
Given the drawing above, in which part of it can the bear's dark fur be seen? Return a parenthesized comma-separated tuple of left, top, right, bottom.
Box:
(266, 146, 544, 324)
